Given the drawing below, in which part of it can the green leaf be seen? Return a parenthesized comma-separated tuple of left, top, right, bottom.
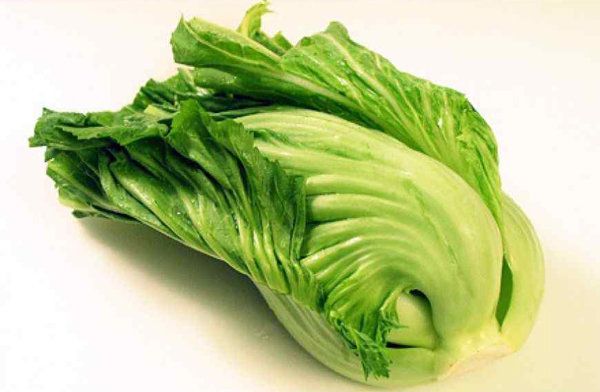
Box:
(237, 1, 292, 56)
(171, 12, 502, 225)
(31, 100, 322, 309)
(131, 68, 268, 114)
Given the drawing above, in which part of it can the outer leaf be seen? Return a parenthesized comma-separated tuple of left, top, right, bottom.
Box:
(171, 13, 502, 223)
(31, 100, 321, 310)
(498, 195, 545, 348)
(131, 68, 268, 114)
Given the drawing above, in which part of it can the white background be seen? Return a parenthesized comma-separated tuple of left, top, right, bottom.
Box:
(1, 1, 599, 391)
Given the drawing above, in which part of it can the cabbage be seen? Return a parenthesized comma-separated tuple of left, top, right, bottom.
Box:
(29, 2, 544, 387)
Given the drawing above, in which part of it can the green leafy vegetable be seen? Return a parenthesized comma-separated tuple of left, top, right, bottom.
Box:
(29, 2, 544, 387)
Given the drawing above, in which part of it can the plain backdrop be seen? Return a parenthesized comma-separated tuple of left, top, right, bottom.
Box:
(1, 1, 599, 391)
